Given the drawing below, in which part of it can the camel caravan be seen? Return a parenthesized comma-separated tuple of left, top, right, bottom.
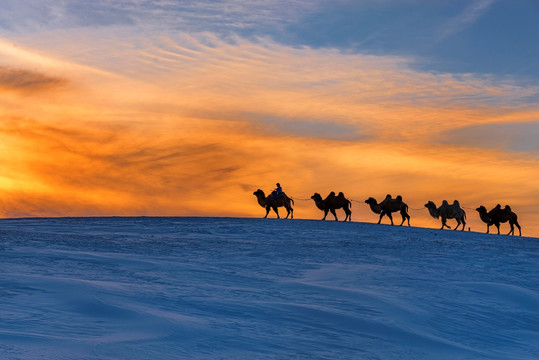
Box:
(252, 184, 522, 236)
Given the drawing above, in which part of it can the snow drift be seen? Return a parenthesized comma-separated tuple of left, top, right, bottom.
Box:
(1, 217, 537, 359)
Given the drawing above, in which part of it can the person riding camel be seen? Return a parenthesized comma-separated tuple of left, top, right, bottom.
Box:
(270, 183, 283, 200)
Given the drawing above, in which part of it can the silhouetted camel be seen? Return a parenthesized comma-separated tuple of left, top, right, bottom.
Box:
(253, 189, 294, 219)
(311, 191, 352, 221)
(476, 204, 521, 236)
(425, 200, 466, 231)
(476, 206, 495, 233)
(365, 194, 410, 226)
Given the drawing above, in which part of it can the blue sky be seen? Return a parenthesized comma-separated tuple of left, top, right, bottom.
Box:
(281, 0, 539, 81)
(2, 0, 538, 83)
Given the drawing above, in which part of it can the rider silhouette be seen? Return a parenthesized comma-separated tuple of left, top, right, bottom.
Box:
(270, 183, 283, 200)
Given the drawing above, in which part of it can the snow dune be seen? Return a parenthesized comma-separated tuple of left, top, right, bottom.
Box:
(1, 217, 537, 359)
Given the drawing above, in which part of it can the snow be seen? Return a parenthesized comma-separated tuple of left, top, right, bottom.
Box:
(1, 217, 538, 359)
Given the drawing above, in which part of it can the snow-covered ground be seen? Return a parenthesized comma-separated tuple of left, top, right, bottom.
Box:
(1, 217, 537, 360)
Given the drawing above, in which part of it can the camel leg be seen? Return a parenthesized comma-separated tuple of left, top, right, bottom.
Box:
(387, 212, 394, 226)
(377, 211, 384, 224)
(441, 218, 451, 229)
(290, 208, 294, 220)
(507, 222, 514, 236)
(453, 219, 461, 231)
(345, 209, 351, 222)
(330, 208, 338, 221)
(285, 207, 290, 219)
(455, 218, 465, 231)
(399, 210, 410, 226)
(322, 209, 329, 220)
(273, 206, 280, 219)
(486, 224, 490, 234)
(514, 220, 521, 236)
(264, 206, 270, 218)
(495, 223, 500, 234)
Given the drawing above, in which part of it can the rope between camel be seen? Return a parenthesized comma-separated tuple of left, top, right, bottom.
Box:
(290, 197, 466, 212)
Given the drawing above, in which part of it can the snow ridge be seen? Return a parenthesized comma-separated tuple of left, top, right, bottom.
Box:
(1, 217, 538, 359)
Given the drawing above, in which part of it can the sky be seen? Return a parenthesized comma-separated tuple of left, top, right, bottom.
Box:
(0, 0, 538, 235)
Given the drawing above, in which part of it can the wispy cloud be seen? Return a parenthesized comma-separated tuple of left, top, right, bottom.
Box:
(0, 0, 320, 35)
(437, 0, 495, 41)
(437, 121, 539, 154)
(1, 29, 538, 234)
(0, 66, 67, 93)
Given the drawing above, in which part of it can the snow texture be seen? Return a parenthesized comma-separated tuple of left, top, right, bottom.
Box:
(1, 217, 538, 359)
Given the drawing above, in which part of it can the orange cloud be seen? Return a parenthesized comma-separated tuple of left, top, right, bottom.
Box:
(0, 66, 67, 94)
(1, 34, 538, 236)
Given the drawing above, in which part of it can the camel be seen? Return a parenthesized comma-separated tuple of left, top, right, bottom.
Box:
(425, 200, 466, 231)
(310, 191, 352, 221)
(476, 204, 521, 236)
(364, 194, 410, 226)
(476, 206, 495, 233)
(253, 189, 294, 219)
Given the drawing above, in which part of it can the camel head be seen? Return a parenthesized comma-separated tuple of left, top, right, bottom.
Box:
(365, 197, 377, 205)
(476, 205, 487, 214)
(253, 189, 265, 197)
(311, 193, 322, 202)
(424, 201, 439, 219)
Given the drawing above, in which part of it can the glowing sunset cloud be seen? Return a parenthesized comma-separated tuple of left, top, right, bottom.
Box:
(0, 1, 538, 235)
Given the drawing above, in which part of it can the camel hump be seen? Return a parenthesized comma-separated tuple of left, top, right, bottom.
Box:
(442, 200, 449, 206)
(396, 195, 403, 201)
(453, 200, 460, 207)
(337, 192, 345, 197)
